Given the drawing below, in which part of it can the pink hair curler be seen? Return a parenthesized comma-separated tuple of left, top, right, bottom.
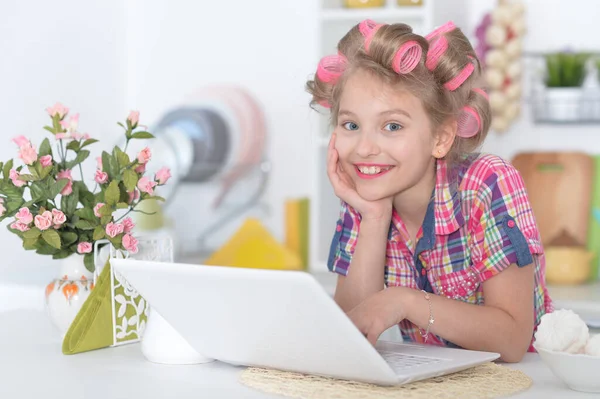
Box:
(392, 41, 422, 74)
(425, 21, 456, 41)
(316, 54, 347, 84)
(359, 19, 385, 53)
(456, 106, 481, 138)
(425, 36, 448, 71)
(444, 62, 475, 91)
(318, 99, 332, 108)
(473, 87, 489, 100)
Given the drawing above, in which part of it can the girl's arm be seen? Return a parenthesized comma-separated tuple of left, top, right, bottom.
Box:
(334, 217, 390, 312)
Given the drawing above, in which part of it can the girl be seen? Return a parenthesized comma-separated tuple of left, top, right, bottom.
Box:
(305, 20, 553, 363)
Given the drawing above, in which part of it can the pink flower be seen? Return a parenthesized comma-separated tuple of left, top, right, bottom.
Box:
(57, 169, 73, 196)
(94, 203, 105, 218)
(83, 133, 91, 140)
(96, 156, 103, 170)
(105, 222, 124, 238)
(155, 167, 171, 185)
(55, 133, 66, 140)
(135, 163, 146, 174)
(18, 144, 38, 165)
(137, 147, 151, 164)
(60, 113, 79, 133)
(94, 170, 108, 184)
(39, 155, 53, 168)
(9, 170, 26, 188)
(34, 211, 53, 231)
(128, 111, 140, 127)
(10, 221, 30, 232)
(15, 207, 33, 225)
(137, 176, 157, 195)
(12, 136, 30, 148)
(0, 198, 5, 217)
(46, 102, 69, 118)
(52, 209, 66, 227)
(127, 189, 140, 204)
(122, 217, 135, 233)
(122, 234, 139, 254)
(77, 242, 92, 254)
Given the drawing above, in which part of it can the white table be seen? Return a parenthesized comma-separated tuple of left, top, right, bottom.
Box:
(0, 310, 593, 399)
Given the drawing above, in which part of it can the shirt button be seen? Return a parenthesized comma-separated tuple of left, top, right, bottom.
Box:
(421, 269, 426, 276)
(336, 224, 342, 232)
(507, 220, 515, 228)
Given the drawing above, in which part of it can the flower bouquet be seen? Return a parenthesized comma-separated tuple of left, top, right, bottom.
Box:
(0, 102, 171, 273)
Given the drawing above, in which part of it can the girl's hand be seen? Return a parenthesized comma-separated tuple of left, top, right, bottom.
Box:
(346, 288, 410, 346)
(327, 134, 393, 221)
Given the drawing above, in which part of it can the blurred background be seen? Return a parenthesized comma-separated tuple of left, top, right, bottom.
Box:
(1, 0, 599, 320)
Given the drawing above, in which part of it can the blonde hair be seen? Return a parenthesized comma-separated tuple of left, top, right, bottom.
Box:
(306, 21, 491, 165)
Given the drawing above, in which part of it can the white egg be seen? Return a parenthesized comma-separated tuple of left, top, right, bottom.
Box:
(491, 7, 512, 27)
(507, 62, 522, 79)
(510, 18, 527, 36)
(486, 24, 507, 47)
(486, 49, 509, 70)
(534, 309, 589, 354)
(505, 83, 523, 101)
(489, 91, 508, 113)
(505, 39, 522, 59)
(485, 68, 505, 90)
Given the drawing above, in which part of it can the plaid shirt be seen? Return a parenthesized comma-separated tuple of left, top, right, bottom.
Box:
(327, 153, 553, 349)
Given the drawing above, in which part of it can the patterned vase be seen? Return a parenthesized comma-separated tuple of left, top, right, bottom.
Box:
(45, 255, 94, 335)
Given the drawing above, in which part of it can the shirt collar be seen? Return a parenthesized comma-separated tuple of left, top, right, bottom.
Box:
(433, 158, 465, 235)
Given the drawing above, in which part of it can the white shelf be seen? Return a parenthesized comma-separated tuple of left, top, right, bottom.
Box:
(320, 7, 427, 22)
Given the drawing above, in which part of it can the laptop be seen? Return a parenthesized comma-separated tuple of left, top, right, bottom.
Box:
(111, 258, 500, 386)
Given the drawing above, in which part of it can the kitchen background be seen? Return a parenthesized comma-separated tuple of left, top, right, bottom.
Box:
(1, 0, 600, 305)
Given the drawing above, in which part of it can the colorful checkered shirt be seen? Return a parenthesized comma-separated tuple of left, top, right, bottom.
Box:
(327, 153, 553, 349)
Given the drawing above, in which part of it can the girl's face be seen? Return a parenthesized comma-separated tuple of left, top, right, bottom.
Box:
(334, 69, 439, 202)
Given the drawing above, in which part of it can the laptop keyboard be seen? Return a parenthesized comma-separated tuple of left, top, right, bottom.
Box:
(378, 350, 444, 372)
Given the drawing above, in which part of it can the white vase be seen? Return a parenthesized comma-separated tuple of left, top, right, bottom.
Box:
(141, 306, 214, 365)
(45, 255, 94, 336)
(543, 87, 582, 122)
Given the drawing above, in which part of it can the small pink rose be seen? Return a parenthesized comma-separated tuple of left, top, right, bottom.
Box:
(45, 102, 69, 118)
(127, 189, 140, 204)
(122, 234, 139, 254)
(83, 133, 91, 140)
(155, 167, 171, 185)
(96, 156, 103, 170)
(15, 207, 33, 225)
(94, 203, 106, 218)
(105, 222, 124, 238)
(77, 242, 93, 254)
(52, 209, 66, 226)
(55, 133, 66, 140)
(9, 170, 26, 188)
(137, 176, 157, 195)
(10, 221, 30, 232)
(122, 217, 135, 233)
(60, 113, 79, 133)
(39, 155, 53, 168)
(57, 170, 73, 196)
(34, 211, 53, 231)
(128, 111, 140, 127)
(94, 170, 108, 184)
(12, 136, 30, 148)
(18, 144, 38, 165)
(137, 147, 151, 164)
(135, 163, 146, 174)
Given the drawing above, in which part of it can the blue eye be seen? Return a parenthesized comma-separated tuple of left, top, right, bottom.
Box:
(384, 123, 402, 132)
(342, 122, 359, 131)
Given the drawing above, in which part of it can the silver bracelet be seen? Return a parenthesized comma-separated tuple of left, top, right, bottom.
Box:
(419, 290, 434, 342)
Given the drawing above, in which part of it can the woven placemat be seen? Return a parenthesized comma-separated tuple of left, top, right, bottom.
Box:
(239, 362, 532, 399)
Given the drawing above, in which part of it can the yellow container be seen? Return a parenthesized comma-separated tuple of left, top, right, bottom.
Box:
(344, 0, 385, 8)
(397, 0, 423, 6)
(545, 246, 593, 285)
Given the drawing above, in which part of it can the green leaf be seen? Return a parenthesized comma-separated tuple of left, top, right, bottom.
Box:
(113, 147, 130, 169)
(67, 140, 80, 152)
(102, 151, 118, 179)
(42, 229, 61, 249)
(39, 165, 53, 180)
(116, 202, 129, 209)
(22, 227, 42, 239)
(75, 219, 96, 230)
(23, 237, 39, 250)
(80, 139, 98, 149)
(105, 180, 120, 206)
(61, 232, 78, 246)
(0, 162, 3, 178)
(49, 179, 69, 199)
(52, 250, 71, 260)
(99, 204, 113, 217)
(123, 169, 138, 192)
(131, 131, 155, 139)
(150, 196, 166, 202)
(93, 226, 105, 240)
(18, 174, 36, 182)
(84, 252, 95, 273)
(75, 207, 96, 221)
(39, 138, 52, 157)
(61, 186, 79, 216)
(6, 199, 23, 213)
(108, 234, 123, 248)
(101, 215, 112, 225)
(30, 182, 47, 202)
(3, 159, 14, 182)
(36, 242, 58, 255)
(43, 126, 55, 134)
(117, 121, 126, 130)
(66, 150, 89, 170)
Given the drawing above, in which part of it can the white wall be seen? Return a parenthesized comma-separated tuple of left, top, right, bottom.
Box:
(0, 1, 126, 284)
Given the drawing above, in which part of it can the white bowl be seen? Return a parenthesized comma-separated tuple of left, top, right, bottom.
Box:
(534, 344, 600, 393)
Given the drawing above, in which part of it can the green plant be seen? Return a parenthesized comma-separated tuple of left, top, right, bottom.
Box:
(545, 52, 590, 87)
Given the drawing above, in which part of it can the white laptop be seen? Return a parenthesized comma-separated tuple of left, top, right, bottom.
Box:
(111, 258, 500, 386)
